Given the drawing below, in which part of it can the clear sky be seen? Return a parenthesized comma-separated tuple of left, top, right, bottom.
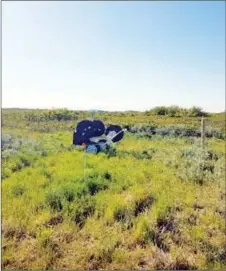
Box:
(2, 1, 225, 112)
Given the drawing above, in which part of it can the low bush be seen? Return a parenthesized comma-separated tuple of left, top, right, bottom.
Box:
(72, 197, 96, 227)
(11, 183, 26, 197)
(177, 145, 224, 185)
(45, 190, 63, 212)
(129, 125, 225, 140)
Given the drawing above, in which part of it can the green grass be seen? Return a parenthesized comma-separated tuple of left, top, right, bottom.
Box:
(2, 110, 226, 270)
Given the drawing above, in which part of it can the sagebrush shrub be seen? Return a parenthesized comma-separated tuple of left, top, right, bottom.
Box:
(176, 144, 223, 185)
(130, 125, 225, 140)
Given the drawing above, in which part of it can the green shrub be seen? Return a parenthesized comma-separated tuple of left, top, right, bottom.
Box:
(134, 195, 155, 216)
(187, 106, 206, 117)
(72, 197, 96, 227)
(113, 205, 133, 226)
(36, 228, 56, 250)
(11, 157, 23, 172)
(86, 172, 109, 196)
(105, 146, 117, 157)
(45, 190, 63, 211)
(167, 106, 180, 117)
(11, 184, 26, 197)
(74, 183, 89, 198)
(62, 186, 75, 202)
(177, 145, 222, 185)
(87, 179, 109, 196)
(104, 171, 112, 180)
(146, 105, 208, 117)
(152, 106, 169, 116)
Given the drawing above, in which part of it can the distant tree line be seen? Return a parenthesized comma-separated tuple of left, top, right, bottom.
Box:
(145, 106, 207, 117)
(1, 106, 212, 125)
(24, 109, 79, 121)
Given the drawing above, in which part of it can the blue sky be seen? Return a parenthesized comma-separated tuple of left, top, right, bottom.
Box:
(2, 1, 225, 112)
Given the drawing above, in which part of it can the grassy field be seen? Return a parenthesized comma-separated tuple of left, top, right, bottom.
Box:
(1, 109, 225, 270)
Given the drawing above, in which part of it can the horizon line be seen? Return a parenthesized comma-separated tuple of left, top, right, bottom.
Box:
(2, 106, 225, 114)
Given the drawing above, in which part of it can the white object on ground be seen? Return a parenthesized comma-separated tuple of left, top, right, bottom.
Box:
(89, 128, 127, 146)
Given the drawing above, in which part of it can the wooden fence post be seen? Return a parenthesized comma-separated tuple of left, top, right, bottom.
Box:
(201, 117, 206, 149)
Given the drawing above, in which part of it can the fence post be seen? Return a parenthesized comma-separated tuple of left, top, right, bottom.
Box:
(201, 117, 206, 149)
